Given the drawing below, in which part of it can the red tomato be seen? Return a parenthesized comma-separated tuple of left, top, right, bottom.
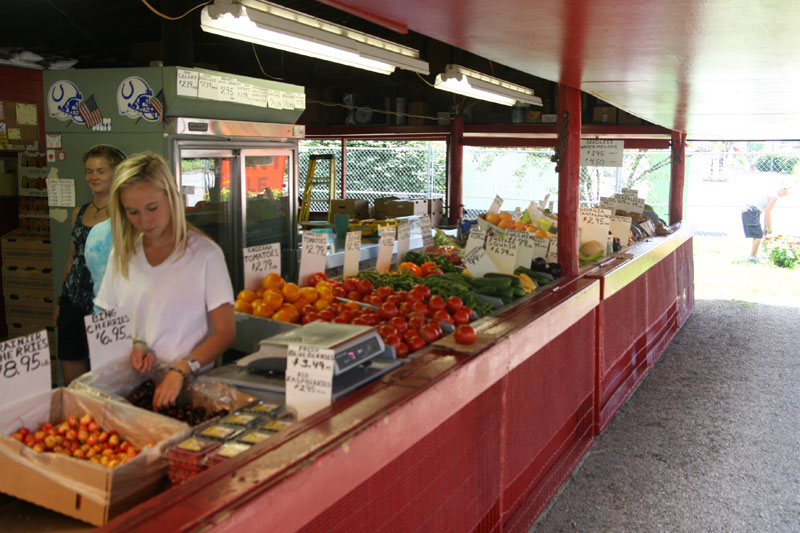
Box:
(319, 309, 335, 321)
(332, 316, 349, 323)
(432, 309, 454, 324)
(376, 286, 394, 299)
(388, 316, 408, 333)
(407, 315, 426, 330)
(411, 302, 429, 315)
(333, 286, 347, 298)
(384, 334, 402, 347)
(357, 279, 374, 294)
(454, 324, 477, 345)
(453, 308, 472, 325)
(407, 334, 426, 352)
(410, 284, 431, 300)
(399, 301, 415, 314)
(301, 305, 316, 316)
(426, 320, 443, 337)
(301, 312, 321, 324)
(307, 272, 328, 286)
(337, 310, 356, 322)
(394, 290, 409, 301)
(377, 324, 398, 338)
(347, 290, 363, 301)
(363, 293, 384, 306)
(428, 295, 446, 312)
(403, 329, 421, 343)
(378, 302, 399, 320)
(406, 289, 424, 303)
(342, 278, 359, 292)
(395, 342, 410, 358)
(384, 294, 402, 307)
(461, 305, 472, 317)
(446, 296, 463, 313)
(351, 316, 372, 325)
(419, 324, 439, 343)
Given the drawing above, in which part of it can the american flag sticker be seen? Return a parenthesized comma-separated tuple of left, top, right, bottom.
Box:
(78, 94, 104, 129)
(151, 89, 164, 123)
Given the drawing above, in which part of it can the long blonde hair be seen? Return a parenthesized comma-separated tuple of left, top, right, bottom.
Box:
(109, 152, 188, 278)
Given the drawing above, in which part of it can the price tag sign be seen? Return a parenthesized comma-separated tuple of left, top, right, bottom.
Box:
(615, 193, 645, 214)
(176, 69, 199, 97)
(465, 226, 487, 253)
(487, 195, 504, 215)
(546, 235, 559, 263)
(217, 76, 237, 102)
(514, 206, 521, 223)
(343, 231, 361, 278)
(198, 72, 220, 100)
(396, 222, 410, 264)
(485, 234, 518, 275)
(610, 215, 632, 247)
(462, 247, 499, 278)
(580, 139, 624, 167)
(0, 330, 51, 404)
(506, 230, 533, 269)
(376, 226, 396, 274)
(243, 243, 281, 291)
(84, 309, 132, 371)
(599, 196, 617, 213)
(285, 344, 334, 420)
(419, 215, 434, 251)
(46, 177, 75, 207)
(531, 236, 550, 260)
(579, 207, 612, 249)
(298, 232, 329, 287)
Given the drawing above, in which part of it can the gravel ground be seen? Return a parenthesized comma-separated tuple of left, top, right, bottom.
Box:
(532, 299, 800, 532)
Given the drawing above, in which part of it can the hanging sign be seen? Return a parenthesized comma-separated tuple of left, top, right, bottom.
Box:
(0, 330, 51, 405)
(580, 139, 624, 167)
(298, 232, 329, 287)
(243, 243, 281, 291)
(285, 344, 334, 420)
(396, 222, 410, 264)
(419, 215, 434, 251)
(376, 226, 396, 274)
(84, 309, 132, 371)
(343, 231, 361, 278)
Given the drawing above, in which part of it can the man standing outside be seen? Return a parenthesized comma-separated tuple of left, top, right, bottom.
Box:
(741, 183, 791, 262)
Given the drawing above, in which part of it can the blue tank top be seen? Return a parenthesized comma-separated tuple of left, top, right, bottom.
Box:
(62, 203, 94, 312)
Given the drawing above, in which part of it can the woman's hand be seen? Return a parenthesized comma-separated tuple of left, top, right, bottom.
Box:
(153, 369, 184, 409)
(131, 343, 156, 373)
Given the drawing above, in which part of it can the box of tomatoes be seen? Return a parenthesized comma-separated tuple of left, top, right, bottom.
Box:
(0, 387, 191, 525)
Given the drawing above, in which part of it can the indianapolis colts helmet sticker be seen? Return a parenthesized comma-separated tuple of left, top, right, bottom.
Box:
(117, 76, 159, 121)
(47, 80, 86, 124)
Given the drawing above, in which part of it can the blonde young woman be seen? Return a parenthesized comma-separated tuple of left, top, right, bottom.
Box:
(95, 152, 235, 408)
(57, 145, 125, 386)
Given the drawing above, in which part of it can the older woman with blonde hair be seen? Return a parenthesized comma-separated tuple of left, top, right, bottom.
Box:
(95, 152, 235, 408)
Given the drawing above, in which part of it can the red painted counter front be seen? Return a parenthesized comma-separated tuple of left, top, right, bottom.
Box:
(98, 228, 693, 533)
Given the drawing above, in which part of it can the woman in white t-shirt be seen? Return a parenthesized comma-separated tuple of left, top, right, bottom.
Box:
(96, 152, 235, 408)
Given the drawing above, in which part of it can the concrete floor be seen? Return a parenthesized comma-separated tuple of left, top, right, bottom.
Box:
(533, 299, 800, 532)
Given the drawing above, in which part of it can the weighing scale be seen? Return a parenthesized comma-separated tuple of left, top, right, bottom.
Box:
(201, 322, 403, 399)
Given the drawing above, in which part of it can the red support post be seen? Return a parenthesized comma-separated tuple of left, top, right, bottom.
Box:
(669, 131, 686, 225)
(340, 138, 347, 197)
(448, 116, 465, 224)
(556, 85, 581, 277)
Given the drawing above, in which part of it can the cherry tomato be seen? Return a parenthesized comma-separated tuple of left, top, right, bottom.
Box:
(446, 296, 463, 313)
(394, 342, 410, 358)
(376, 286, 394, 299)
(357, 279, 374, 294)
(454, 324, 477, 345)
(453, 308, 472, 325)
(388, 316, 408, 333)
(419, 324, 439, 343)
(432, 309, 454, 324)
(428, 295, 446, 312)
(378, 302, 399, 320)
(307, 272, 328, 287)
(407, 334, 426, 352)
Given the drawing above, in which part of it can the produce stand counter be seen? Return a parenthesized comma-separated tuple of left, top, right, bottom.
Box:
(100, 275, 600, 532)
(584, 223, 694, 434)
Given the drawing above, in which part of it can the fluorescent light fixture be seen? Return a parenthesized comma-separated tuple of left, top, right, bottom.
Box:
(201, 0, 429, 75)
(434, 64, 543, 107)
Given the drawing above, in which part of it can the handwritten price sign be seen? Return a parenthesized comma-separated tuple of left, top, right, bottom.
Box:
(419, 215, 434, 252)
(376, 226, 396, 273)
(486, 234, 518, 274)
(488, 195, 504, 215)
(285, 344, 334, 420)
(396, 222, 411, 263)
(198, 72, 219, 100)
(84, 309, 132, 371)
(343, 231, 362, 278)
(462, 246, 499, 278)
(176, 69, 199, 97)
(0, 330, 51, 404)
(580, 139, 623, 167)
(243, 243, 281, 290)
(298, 232, 329, 287)
(579, 207, 612, 249)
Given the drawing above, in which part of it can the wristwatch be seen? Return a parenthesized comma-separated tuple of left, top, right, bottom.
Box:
(185, 357, 202, 375)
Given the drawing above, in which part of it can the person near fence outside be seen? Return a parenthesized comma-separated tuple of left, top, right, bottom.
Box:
(56, 145, 125, 386)
(95, 152, 235, 409)
(741, 183, 791, 262)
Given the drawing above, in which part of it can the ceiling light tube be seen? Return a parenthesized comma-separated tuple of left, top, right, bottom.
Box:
(434, 64, 543, 107)
(201, 0, 429, 75)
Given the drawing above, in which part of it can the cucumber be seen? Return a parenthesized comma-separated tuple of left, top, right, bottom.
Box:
(470, 276, 513, 289)
(497, 286, 514, 300)
(512, 286, 526, 297)
(484, 272, 523, 288)
(514, 266, 554, 283)
(474, 286, 498, 296)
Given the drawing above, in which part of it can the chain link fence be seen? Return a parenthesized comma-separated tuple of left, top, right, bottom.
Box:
(300, 140, 447, 215)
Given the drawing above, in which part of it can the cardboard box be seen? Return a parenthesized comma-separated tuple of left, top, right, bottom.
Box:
(2, 263, 54, 298)
(0, 388, 190, 525)
(592, 106, 617, 124)
(4, 288, 55, 311)
(618, 111, 642, 125)
(330, 199, 370, 220)
(5, 297, 55, 322)
(373, 196, 400, 219)
(384, 199, 428, 217)
(541, 114, 557, 123)
(5, 320, 56, 350)
(1, 229, 52, 266)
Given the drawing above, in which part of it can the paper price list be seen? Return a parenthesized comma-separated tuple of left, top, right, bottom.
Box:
(0, 330, 51, 404)
(285, 345, 334, 419)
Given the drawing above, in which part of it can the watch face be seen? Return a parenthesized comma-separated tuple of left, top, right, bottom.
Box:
(188, 358, 201, 372)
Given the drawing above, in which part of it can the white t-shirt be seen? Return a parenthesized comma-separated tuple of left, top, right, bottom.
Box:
(95, 230, 234, 364)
